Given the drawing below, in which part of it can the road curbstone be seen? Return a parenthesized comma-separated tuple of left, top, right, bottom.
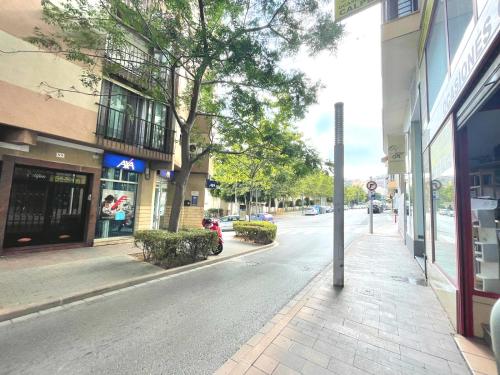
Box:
(0, 240, 279, 323)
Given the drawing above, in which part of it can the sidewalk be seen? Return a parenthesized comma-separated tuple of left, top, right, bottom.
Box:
(0, 232, 271, 321)
(216, 217, 472, 375)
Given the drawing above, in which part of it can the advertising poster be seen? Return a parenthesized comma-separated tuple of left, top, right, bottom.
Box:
(100, 190, 136, 222)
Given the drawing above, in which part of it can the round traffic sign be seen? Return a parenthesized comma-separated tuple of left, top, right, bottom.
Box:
(366, 180, 377, 191)
(432, 179, 442, 191)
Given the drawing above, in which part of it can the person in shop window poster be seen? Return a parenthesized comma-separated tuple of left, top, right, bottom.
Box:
(100, 193, 135, 230)
(100, 195, 116, 219)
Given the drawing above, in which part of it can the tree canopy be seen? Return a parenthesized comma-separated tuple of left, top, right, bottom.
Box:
(24, 0, 343, 230)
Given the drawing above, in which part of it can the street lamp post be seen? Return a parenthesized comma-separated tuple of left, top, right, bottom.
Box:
(333, 102, 344, 287)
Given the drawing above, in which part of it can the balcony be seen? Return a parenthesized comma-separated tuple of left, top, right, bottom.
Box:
(104, 41, 168, 90)
(96, 104, 175, 162)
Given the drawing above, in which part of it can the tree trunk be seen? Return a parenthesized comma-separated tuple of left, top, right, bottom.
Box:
(167, 127, 192, 232)
(244, 194, 247, 219)
(167, 169, 190, 232)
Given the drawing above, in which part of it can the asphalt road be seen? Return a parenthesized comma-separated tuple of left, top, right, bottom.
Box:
(0, 210, 369, 375)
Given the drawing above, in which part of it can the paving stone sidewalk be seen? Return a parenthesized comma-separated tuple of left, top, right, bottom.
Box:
(0, 231, 265, 320)
(216, 217, 471, 375)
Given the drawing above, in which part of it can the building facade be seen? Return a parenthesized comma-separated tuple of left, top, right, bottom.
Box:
(0, 0, 209, 254)
(382, 0, 500, 338)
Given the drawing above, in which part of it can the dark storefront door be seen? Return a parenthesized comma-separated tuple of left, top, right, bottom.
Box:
(4, 166, 90, 248)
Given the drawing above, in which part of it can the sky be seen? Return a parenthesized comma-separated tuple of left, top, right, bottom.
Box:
(289, 4, 386, 180)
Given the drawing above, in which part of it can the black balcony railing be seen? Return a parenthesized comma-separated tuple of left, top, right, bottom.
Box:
(104, 41, 168, 89)
(96, 104, 175, 155)
(384, 0, 418, 22)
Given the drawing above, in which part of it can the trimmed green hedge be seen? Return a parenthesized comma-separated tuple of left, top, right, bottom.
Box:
(134, 229, 218, 268)
(233, 221, 277, 244)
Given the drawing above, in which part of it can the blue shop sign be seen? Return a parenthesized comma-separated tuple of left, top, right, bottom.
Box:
(103, 153, 146, 173)
(159, 170, 175, 180)
(206, 179, 219, 189)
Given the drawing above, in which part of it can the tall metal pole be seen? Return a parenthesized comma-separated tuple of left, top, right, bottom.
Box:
(333, 102, 344, 287)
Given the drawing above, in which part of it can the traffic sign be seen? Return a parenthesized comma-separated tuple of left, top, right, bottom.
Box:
(432, 179, 442, 191)
(366, 180, 377, 191)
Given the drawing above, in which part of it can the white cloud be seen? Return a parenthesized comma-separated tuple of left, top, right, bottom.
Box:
(288, 4, 385, 180)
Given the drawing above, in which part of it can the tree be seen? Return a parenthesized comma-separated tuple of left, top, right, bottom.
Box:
(21, 0, 343, 231)
(296, 170, 333, 204)
(344, 185, 365, 206)
(212, 125, 321, 216)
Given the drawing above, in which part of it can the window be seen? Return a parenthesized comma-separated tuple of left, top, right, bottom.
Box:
(95, 168, 139, 239)
(426, 0, 448, 111)
(430, 120, 457, 281)
(446, 0, 473, 62)
(97, 81, 170, 152)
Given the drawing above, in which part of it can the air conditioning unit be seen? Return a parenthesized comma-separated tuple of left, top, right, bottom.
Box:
(189, 143, 202, 155)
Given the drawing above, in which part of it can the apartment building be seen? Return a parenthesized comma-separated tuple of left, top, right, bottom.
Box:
(382, 0, 500, 338)
(0, 0, 209, 254)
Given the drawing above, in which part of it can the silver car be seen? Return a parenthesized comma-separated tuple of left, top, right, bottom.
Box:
(219, 215, 242, 231)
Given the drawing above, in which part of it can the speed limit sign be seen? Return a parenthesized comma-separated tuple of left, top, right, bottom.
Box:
(366, 180, 377, 191)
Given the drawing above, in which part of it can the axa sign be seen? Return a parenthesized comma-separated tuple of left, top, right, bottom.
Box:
(103, 153, 146, 173)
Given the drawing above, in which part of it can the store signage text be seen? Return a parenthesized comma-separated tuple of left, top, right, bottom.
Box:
(429, 0, 499, 137)
(103, 152, 146, 173)
(334, 0, 379, 22)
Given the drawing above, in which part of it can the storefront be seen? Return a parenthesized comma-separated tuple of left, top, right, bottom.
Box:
(95, 152, 146, 239)
(455, 53, 500, 337)
(418, 0, 499, 336)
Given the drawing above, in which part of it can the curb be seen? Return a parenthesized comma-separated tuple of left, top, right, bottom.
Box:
(0, 241, 279, 323)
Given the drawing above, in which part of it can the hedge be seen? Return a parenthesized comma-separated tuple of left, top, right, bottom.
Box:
(233, 221, 277, 244)
(134, 229, 218, 268)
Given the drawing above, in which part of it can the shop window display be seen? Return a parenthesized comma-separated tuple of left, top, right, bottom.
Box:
(95, 167, 138, 238)
(464, 87, 500, 293)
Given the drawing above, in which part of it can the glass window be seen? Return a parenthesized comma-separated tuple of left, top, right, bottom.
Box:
(463, 86, 500, 294)
(446, 0, 473, 62)
(423, 148, 433, 259)
(430, 120, 457, 281)
(426, 0, 448, 111)
(95, 169, 138, 239)
(476, 0, 487, 17)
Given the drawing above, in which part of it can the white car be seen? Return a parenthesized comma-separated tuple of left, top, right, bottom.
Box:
(218, 215, 241, 231)
(305, 207, 318, 215)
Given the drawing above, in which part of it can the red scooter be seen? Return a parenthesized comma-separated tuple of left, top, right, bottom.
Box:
(202, 218, 223, 255)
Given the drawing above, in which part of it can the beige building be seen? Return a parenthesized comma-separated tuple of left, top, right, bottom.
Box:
(382, 0, 500, 340)
(0, 0, 209, 253)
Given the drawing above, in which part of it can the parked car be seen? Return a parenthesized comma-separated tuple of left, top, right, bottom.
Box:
(218, 215, 241, 231)
(305, 207, 318, 215)
(367, 204, 381, 214)
(326, 206, 334, 213)
(250, 213, 274, 223)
